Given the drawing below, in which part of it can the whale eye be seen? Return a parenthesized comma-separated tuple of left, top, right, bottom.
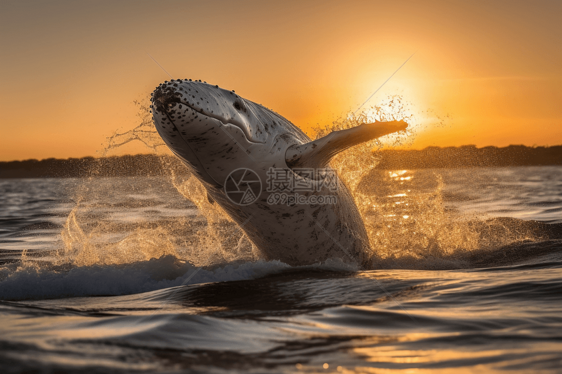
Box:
(233, 100, 247, 112)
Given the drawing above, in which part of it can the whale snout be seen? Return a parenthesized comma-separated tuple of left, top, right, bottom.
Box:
(152, 83, 183, 114)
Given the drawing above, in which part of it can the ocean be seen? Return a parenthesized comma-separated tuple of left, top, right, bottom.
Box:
(0, 166, 561, 373)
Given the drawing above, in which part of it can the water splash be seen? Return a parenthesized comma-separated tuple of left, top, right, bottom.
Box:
(23, 96, 540, 271)
(168, 170, 259, 265)
(314, 96, 538, 268)
(53, 99, 257, 268)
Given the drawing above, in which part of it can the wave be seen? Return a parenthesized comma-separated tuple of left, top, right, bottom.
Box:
(0, 255, 361, 301)
(2, 236, 561, 302)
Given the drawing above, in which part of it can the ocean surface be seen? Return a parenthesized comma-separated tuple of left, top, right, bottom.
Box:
(0, 166, 561, 373)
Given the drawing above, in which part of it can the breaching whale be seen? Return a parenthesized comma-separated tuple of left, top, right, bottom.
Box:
(151, 79, 407, 267)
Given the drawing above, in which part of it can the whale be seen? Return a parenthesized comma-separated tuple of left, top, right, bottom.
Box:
(151, 79, 407, 267)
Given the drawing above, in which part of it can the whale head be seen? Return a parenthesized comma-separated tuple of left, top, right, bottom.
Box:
(151, 79, 308, 188)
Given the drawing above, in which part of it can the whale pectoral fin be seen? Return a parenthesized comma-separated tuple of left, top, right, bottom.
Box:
(207, 192, 215, 204)
(286, 120, 408, 168)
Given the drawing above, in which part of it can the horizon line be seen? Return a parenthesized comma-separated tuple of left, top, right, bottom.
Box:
(1, 143, 561, 163)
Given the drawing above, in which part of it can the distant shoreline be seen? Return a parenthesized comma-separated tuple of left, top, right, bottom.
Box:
(1, 145, 561, 178)
(374, 144, 562, 170)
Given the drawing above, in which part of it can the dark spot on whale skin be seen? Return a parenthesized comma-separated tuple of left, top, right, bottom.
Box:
(152, 86, 182, 113)
(312, 207, 322, 219)
(188, 136, 208, 144)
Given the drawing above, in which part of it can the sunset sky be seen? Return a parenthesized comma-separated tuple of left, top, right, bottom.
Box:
(1, 0, 560, 161)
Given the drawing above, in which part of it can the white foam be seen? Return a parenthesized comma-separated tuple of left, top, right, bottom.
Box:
(0, 256, 295, 301)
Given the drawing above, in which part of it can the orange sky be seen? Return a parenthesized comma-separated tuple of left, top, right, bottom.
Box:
(1, 0, 560, 161)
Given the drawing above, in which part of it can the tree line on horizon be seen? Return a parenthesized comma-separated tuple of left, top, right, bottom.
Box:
(0, 144, 561, 178)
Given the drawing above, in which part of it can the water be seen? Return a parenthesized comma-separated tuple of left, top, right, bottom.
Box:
(0, 166, 561, 373)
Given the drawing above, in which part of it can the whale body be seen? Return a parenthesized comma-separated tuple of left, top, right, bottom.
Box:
(151, 79, 407, 267)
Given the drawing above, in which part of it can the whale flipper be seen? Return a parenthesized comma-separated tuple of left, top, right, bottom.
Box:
(285, 120, 408, 169)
